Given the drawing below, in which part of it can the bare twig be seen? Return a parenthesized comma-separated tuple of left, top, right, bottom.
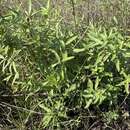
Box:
(88, 121, 100, 130)
(0, 102, 43, 115)
(0, 92, 47, 97)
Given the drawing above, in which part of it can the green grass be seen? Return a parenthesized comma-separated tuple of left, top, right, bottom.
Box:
(1, 0, 130, 130)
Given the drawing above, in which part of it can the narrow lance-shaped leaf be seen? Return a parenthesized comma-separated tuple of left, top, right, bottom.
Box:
(87, 78, 93, 89)
(113, 16, 118, 24)
(73, 48, 85, 53)
(12, 62, 19, 85)
(85, 99, 93, 109)
(49, 49, 60, 67)
(47, 0, 50, 10)
(116, 59, 120, 72)
(64, 84, 76, 96)
(95, 77, 100, 90)
(28, 0, 32, 15)
(39, 104, 51, 113)
(62, 51, 74, 62)
(125, 81, 129, 95)
(125, 52, 130, 58)
(42, 115, 53, 128)
(66, 36, 77, 45)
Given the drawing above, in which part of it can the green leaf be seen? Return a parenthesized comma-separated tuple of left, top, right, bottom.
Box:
(113, 16, 118, 24)
(47, 0, 50, 10)
(62, 56, 74, 62)
(28, 0, 32, 15)
(49, 49, 61, 67)
(43, 115, 53, 128)
(85, 99, 92, 109)
(95, 54, 104, 64)
(85, 42, 100, 49)
(88, 34, 102, 44)
(66, 36, 77, 45)
(73, 48, 85, 53)
(125, 52, 130, 57)
(39, 104, 51, 113)
(3, 75, 12, 82)
(87, 78, 93, 89)
(42, 81, 49, 86)
(115, 59, 120, 72)
(12, 73, 19, 85)
(125, 82, 129, 94)
(47, 74, 58, 87)
(119, 74, 130, 94)
(83, 94, 93, 98)
(0, 55, 4, 59)
(95, 77, 100, 89)
(62, 52, 74, 62)
(64, 84, 76, 96)
(12, 61, 17, 73)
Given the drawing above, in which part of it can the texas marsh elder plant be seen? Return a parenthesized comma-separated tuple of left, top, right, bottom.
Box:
(38, 25, 130, 129)
(1, 1, 130, 130)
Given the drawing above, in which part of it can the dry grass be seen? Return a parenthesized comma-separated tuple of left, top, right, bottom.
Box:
(1, 0, 130, 29)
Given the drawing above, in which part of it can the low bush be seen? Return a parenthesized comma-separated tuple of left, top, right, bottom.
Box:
(1, 1, 130, 130)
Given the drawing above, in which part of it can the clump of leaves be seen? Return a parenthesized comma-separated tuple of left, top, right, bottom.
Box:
(1, 2, 130, 130)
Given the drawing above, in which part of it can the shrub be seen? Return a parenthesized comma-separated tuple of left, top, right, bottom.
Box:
(1, 1, 130, 130)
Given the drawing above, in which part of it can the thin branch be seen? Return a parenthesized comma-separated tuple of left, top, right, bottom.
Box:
(0, 92, 47, 97)
(0, 102, 43, 115)
(70, 0, 77, 30)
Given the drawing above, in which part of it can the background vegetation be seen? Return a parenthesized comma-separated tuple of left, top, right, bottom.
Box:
(1, 0, 130, 129)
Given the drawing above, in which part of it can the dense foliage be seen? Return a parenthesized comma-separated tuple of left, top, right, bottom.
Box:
(1, 0, 130, 130)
